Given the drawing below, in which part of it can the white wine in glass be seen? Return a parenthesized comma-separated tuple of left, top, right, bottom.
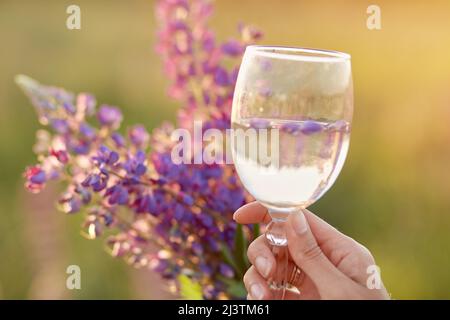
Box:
(231, 46, 353, 299)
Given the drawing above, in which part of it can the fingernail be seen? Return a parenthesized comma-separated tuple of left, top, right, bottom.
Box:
(232, 211, 238, 221)
(250, 283, 264, 300)
(255, 256, 270, 278)
(291, 211, 308, 235)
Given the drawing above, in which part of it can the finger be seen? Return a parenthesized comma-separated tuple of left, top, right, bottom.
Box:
(286, 264, 321, 299)
(233, 202, 271, 224)
(247, 234, 307, 286)
(247, 235, 320, 298)
(235, 203, 351, 246)
(281, 290, 319, 300)
(247, 235, 276, 278)
(287, 264, 306, 288)
(302, 209, 349, 246)
(285, 288, 319, 300)
(286, 210, 347, 290)
(303, 209, 376, 285)
(243, 266, 273, 300)
(243, 265, 314, 300)
(289, 274, 321, 299)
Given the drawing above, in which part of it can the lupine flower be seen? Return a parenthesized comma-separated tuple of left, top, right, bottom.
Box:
(97, 105, 123, 128)
(128, 125, 150, 147)
(301, 120, 323, 135)
(24, 166, 46, 193)
(18, 0, 262, 300)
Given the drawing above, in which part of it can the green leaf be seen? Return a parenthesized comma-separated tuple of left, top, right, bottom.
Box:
(227, 281, 247, 298)
(177, 274, 203, 300)
(234, 224, 249, 271)
(221, 224, 252, 278)
(217, 276, 247, 299)
(253, 223, 260, 240)
(220, 243, 241, 276)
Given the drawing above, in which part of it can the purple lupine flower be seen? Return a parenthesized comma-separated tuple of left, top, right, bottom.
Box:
(77, 93, 96, 116)
(259, 58, 272, 71)
(76, 186, 92, 204)
(123, 150, 148, 179)
(21, 0, 262, 300)
(200, 263, 213, 276)
(93, 145, 120, 166)
(238, 23, 263, 42)
(219, 263, 234, 278)
(301, 120, 323, 135)
(331, 119, 349, 132)
(281, 121, 302, 134)
(102, 212, 114, 226)
(230, 67, 239, 84)
(97, 105, 122, 128)
(63, 102, 76, 114)
(82, 173, 108, 192)
(50, 149, 69, 164)
(259, 86, 272, 98)
(23, 166, 47, 194)
(250, 118, 270, 129)
(191, 242, 203, 255)
(26, 166, 46, 184)
(202, 30, 215, 52)
(128, 125, 150, 147)
(107, 185, 129, 205)
(69, 139, 90, 155)
(181, 193, 194, 206)
(214, 67, 229, 86)
(67, 197, 82, 213)
(221, 40, 243, 57)
(111, 132, 126, 148)
(51, 119, 69, 134)
(80, 123, 96, 140)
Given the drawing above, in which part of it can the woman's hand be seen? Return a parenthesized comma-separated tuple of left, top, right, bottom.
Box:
(234, 202, 390, 300)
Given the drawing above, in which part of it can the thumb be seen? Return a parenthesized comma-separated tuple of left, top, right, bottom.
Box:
(286, 210, 346, 290)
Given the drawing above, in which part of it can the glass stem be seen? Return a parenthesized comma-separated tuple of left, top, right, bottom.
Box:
(265, 210, 289, 300)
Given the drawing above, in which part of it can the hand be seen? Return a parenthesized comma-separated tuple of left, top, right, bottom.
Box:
(234, 202, 390, 300)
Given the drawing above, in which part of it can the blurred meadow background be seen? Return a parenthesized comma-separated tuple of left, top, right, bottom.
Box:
(1, 0, 450, 299)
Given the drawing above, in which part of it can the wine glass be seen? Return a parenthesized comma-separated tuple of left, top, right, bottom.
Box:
(231, 46, 353, 299)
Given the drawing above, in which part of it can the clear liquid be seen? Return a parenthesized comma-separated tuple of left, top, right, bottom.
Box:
(232, 118, 350, 212)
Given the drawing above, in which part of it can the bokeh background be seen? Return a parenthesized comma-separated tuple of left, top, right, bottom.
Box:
(1, 0, 450, 299)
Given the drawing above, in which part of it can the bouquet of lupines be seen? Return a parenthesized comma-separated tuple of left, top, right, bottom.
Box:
(18, 0, 263, 299)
